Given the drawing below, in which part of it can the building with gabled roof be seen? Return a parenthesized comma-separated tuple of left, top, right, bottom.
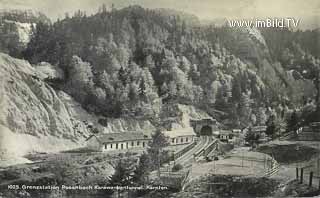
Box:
(162, 127, 196, 145)
(251, 126, 267, 133)
(218, 130, 235, 142)
(86, 132, 151, 152)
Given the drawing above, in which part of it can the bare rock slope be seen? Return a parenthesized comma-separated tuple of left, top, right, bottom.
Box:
(0, 54, 156, 161)
(0, 53, 100, 158)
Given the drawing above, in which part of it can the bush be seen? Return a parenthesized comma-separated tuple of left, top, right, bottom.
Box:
(0, 169, 21, 180)
(172, 164, 183, 172)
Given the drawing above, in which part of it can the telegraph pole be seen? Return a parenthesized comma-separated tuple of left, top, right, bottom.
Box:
(158, 148, 161, 178)
(241, 149, 244, 167)
(317, 142, 320, 189)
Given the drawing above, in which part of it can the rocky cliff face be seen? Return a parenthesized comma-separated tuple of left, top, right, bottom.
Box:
(0, 53, 156, 160)
(0, 53, 93, 157)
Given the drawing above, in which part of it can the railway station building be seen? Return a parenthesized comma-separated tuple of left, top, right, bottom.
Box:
(162, 127, 197, 146)
(86, 132, 151, 152)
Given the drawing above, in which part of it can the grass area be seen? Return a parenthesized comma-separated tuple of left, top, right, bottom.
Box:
(258, 142, 319, 164)
(277, 179, 319, 197)
(179, 174, 280, 197)
(190, 147, 273, 179)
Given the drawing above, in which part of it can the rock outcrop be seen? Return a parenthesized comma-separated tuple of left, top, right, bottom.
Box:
(0, 53, 94, 157)
(0, 53, 155, 160)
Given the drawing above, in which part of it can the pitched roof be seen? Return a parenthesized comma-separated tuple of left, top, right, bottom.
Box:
(162, 127, 196, 138)
(219, 130, 233, 135)
(232, 129, 241, 133)
(252, 126, 267, 132)
(86, 132, 151, 143)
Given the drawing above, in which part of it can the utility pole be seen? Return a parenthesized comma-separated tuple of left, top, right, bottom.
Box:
(158, 147, 161, 178)
(317, 142, 320, 186)
(158, 148, 160, 178)
(241, 150, 244, 167)
(300, 168, 304, 184)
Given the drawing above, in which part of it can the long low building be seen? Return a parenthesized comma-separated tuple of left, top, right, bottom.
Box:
(162, 127, 196, 146)
(86, 132, 151, 152)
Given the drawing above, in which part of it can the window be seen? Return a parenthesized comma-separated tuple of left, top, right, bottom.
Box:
(181, 138, 184, 143)
(131, 141, 134, 147)
(126, 142, 128, 149)
(143, 142, 145, 147)
(105, 144, 107, 150)
(137, 141, 140, 146)
(116, 143, 118, 149)
(110, 144, 113, 149)
(172, 138, 175, 143)
(121, 143, 123, 149)
(186, 137, 189, 142)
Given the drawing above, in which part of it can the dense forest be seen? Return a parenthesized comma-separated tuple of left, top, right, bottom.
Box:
(1, 5, 320, 131)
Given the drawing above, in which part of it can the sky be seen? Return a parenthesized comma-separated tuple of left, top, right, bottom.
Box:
(0, 0, 319, 29)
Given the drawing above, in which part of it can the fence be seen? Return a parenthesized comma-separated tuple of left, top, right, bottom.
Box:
(261, 152, 280, 177)
(296, 167, 320, 188)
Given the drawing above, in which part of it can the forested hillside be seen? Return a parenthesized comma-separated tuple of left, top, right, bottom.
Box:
(4, 5, 320, 129)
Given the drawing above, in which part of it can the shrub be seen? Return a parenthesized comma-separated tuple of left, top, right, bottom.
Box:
(172, 164, 183, 172)
(0, 169, 21, 180)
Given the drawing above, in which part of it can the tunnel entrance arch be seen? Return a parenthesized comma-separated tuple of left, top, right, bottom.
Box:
(190, 119, 218, 136)
(200, 125, 213, 136)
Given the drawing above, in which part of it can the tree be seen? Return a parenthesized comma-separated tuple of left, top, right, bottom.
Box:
(286, 110, 299, 132)
(139, 78, 146, 100)
(266, 116, 276, 139)
(89, 87, 106, 112)
(188, 64, 200, 83)
(178, 56, 191, 74)
(168, 81, 177, 99)
(99, 4, 108, 14)
(66, 56, 94, 104)
(130, 154, 151, 197)
(23, 21, 52, 64)
(238, 92, 253, 127)
(110, 159, 134, 186)
(160, 82, 169, 96)
(131, 153, 151, 185)
(215, 82, 231, 110)
(231, 76, 242, 103)
(245, 128, 260, 148)
(128, 82, 139, 102)
(118, 66, 128, 86)
(256, 107, 267, 126)
(266, 115, 285, 139)
(109, 159, 135, 197)
(147, 129, 169, 170)
(145, 55, 155, 70)
(287, 47, 320, 119)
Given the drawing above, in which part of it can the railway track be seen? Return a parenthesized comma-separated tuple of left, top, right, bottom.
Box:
(174, 136, 211, 166)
